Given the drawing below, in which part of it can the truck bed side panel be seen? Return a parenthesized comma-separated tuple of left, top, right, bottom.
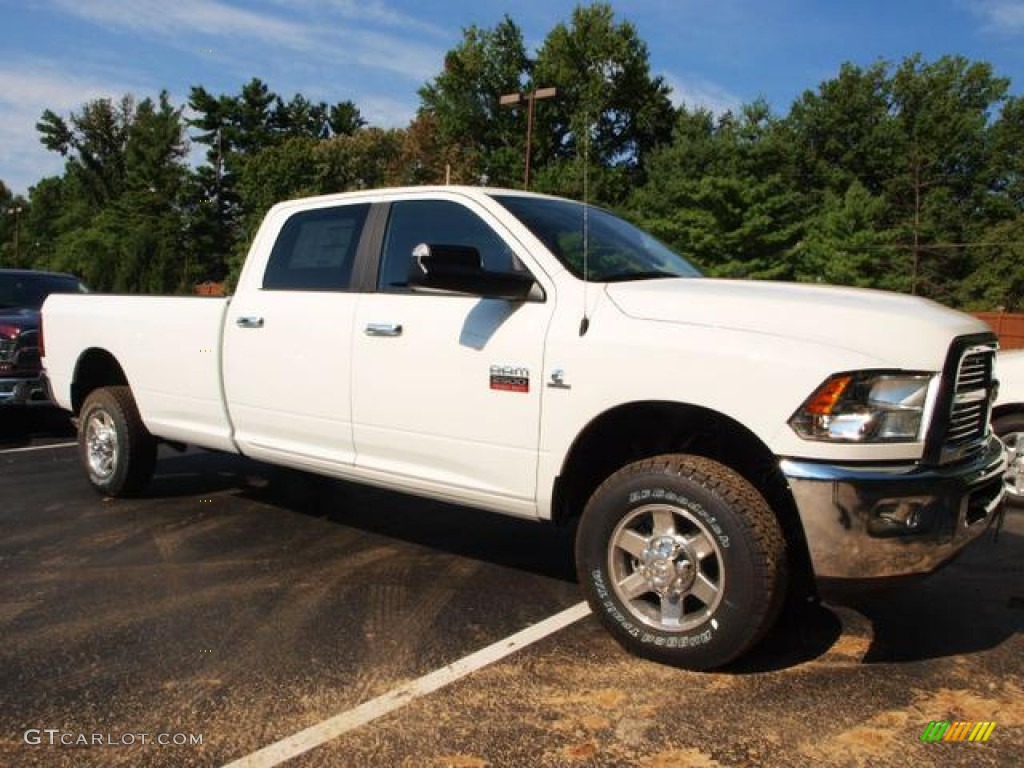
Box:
(43, 295, 237, 452)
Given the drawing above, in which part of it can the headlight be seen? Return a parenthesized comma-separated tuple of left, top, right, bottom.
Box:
(789, 372, 932, 442)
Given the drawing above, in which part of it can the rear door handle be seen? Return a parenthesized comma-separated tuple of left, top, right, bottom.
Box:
(365, 323, 402, 337)
(236, 316, 264, 329)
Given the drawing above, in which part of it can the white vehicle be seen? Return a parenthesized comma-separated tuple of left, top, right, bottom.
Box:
(41, 187, 1008, 669)
(994, 349, 1024, 507)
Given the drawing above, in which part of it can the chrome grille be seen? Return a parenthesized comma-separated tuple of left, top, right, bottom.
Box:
(955, 351, 990, 392)
(13, 329, 39, 369)
(0, 338, 15, 364)
(942, 345, 995, 462)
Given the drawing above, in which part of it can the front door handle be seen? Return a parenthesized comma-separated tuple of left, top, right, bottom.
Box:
(365, 323, 403, 337)
(236, 316, 264, 329)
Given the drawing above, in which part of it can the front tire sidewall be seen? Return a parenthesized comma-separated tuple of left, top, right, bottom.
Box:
(994, 411, 1024, 508)
(578, 463, 779, 669)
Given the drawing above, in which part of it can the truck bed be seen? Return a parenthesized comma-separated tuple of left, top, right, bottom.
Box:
(43, 295, 237, 453)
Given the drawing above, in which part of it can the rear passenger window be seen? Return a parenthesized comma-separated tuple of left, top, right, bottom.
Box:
(263, 204, 369, 291)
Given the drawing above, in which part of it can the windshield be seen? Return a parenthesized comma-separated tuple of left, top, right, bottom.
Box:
(493, 195, 702, 282)
(0, 273, 88, 310)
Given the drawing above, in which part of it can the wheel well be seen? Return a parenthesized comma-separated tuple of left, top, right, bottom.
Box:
(71, 349, 128, 415)
(552, 401, 815, 590)
(993, 404, 1024, 422)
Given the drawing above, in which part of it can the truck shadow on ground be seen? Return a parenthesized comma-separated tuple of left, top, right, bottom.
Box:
(837, 513, 1024, 664)
(0, 406, 74, 449)
(144, 452, 1021, 673)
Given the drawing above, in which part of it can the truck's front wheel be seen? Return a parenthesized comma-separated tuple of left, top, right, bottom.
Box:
(79, 386, 157, 497)
(993, 411, 1024, 507)
(576, 454, 787, 670)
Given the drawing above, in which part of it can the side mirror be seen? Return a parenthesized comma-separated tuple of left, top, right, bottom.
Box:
(408, 243, 538, 301)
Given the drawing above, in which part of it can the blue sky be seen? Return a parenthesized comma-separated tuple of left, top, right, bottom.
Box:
(2, 0, 1024, 195)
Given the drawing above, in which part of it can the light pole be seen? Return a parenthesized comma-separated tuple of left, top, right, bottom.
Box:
(6, 206, 22, 265)
(499, 87, 557, 188)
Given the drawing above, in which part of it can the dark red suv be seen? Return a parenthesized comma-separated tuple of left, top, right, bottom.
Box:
(0, 269, 87, 406)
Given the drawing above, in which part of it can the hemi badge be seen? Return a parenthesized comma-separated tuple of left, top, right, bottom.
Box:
(547, 368, 571, 390)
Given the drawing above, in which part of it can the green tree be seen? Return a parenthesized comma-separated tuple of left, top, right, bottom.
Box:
(35, 92, 190, 292)
(0, 181, 27, 267)
(109, 93, 191, 292)
(37, 95, 137, 209)
(628, 101, 803, 278)
(786, 61, 901, 197)
(888, 55, 1009, 301)
(791, 181, 899, 288)
(530, 2, 675, 203)
(785, 55, 1013, 302)
(958, 216, 1024, 311)
(989, 95, 1024, 218)
(399, 112, 476, 185)
(227, 127, 407, 284)
(418, 15, 530, 186)
(187, 79, 368, 281)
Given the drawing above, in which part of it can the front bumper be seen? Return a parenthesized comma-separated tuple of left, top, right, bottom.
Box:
(782, 435, 1007, 581)
(0, 374, 51, 406)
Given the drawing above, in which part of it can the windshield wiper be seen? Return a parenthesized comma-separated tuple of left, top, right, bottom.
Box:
(602, 270, 680, 283)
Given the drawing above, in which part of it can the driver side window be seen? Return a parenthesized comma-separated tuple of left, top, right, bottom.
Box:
(378, 200, 523, 292)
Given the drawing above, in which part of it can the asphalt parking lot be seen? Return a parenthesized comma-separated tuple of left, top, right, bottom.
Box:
(1, 409, 1021, 767)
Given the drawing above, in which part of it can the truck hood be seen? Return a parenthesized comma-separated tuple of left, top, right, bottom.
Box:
(605, 278, 991, 369)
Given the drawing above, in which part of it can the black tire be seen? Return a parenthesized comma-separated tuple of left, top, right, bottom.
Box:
(993, 411, 1024, 508)
(576, 454, 788, 670)
(78, 386, 157, 497)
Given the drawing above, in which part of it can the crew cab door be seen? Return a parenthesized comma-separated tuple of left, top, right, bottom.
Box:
(351, 197, 553, 514)
(222, 202, 370, 468)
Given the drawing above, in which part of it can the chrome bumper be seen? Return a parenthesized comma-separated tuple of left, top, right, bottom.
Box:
(781, 435, 1007, 581)
(0, 374, 50, 406)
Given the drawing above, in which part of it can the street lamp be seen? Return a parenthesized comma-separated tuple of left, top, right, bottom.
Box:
(5, 206, 22, 265)
(499, 87, 557, 188)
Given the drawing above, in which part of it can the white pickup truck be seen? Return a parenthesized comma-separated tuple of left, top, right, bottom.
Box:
(42, 186, 1007, 669)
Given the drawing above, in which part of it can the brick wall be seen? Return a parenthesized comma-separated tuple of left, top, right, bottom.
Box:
(974, 312, 1024, 350)
(194, 281, 226, 297)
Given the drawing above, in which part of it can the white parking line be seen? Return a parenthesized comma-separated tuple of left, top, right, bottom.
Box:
(0, 441, 77, 454)
(221, 601, 592, 768)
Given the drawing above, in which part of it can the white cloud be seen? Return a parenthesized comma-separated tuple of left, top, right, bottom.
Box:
(276, 0, 449, 38)
(358, 94, 418, 128)
(663, 72, 742, 116)
(0, 2, 449, 193)
(964, 0, 1024, 34)
(48, 0, 445, 83)
(0, 63, 144, 195)
(50, 0, 314, 49)
(338, 28, 444, 82)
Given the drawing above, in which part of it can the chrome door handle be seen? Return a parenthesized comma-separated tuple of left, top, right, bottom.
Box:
(364, 323, 403, 337)
(236, 316, 264, 329)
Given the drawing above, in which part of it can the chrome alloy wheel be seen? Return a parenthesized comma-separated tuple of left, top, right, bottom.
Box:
(85, 409, 118, 480)
(608, 504, 725, 632)
(1004, 431, 1024, 501)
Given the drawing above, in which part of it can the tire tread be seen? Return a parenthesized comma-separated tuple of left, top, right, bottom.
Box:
(579, 453, 788, 668)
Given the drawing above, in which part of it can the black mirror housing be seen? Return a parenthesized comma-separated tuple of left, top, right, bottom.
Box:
(408, 243, 537, 301)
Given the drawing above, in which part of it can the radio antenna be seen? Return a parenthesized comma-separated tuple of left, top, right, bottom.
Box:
(579, 114, 591, 337)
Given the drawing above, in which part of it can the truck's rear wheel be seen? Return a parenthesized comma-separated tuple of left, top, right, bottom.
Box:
(576, 454, 787, 670)
(79, 386, 156, 497)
